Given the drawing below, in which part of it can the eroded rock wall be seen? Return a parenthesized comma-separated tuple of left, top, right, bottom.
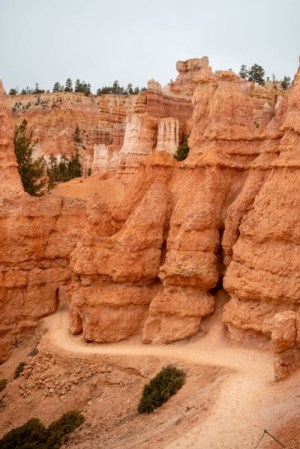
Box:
(10, 92, 137, 163)
(67, 67, 267, 344)
(223, 68, 300, 348)
(1, 59, 299, 383)
(0, 85, 88, 361)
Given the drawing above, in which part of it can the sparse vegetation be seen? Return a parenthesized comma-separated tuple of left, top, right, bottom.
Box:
(239, 63, 291, 88)
(174, 134, 190, 161)
(138, 365, 186, 414)
(0, 379, 8, 392)
(0, 411, 84, 449)
(14, 361, 26, 379)
(96, 80, 146, 95)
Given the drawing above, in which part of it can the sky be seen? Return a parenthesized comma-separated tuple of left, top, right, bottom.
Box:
(0, 0, 299, 93)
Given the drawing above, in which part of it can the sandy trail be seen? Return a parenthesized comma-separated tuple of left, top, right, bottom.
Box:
(42, 306, 274, 449)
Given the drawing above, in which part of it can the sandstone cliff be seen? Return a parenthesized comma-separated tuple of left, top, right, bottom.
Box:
(67, 62, 299, 376)
(222, 67, 300, 379)
(1, 58, 298, 382)
(9, 58, 284, 184)
(0, 85, 88, 361)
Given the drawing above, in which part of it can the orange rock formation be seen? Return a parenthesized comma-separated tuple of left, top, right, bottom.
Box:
(0, 85, 87, 361)
(1, 58, 299, 382)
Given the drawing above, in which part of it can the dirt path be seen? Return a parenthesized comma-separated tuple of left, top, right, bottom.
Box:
(41, 306, 275, 449)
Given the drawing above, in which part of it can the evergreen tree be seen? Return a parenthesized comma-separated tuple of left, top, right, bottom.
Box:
(239, 65, 248, 79)
(281, 76, 291, 90)
(74, 79, 91, 95)
(73, 124, 81, 143)
(126, 83, 133, 94)
(248, 64, 265, 85)
(53, 82, 61, 93)
(47, 154, 59, 189)
(75, 79, 81, 92)
(68, 150, 82, 178)
(14, 120, 45, 196)
(9, 88, 18, 95)
(112, 80, 120, 94)
(65, 78, 73, 92)
(47, 152, 82, 183)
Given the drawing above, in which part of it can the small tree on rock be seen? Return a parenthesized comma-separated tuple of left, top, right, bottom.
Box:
(14, 120, 45, 196)
(174, 134, 190, 161)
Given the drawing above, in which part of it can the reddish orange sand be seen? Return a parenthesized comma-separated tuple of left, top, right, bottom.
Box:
(51, 173, 125, 202)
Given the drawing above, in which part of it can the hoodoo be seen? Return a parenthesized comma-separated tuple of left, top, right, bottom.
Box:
(1, 58, 300, 382)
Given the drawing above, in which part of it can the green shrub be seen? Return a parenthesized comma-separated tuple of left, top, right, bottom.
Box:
(46, 411, 85, 448)
(0, 418, 47, 449)
(14, 362, 26, 379)
(0, 411, 84, 449)
(0, 379, 8, 392)
(174, 135, 190, 161)
(138, 365, 186, 414)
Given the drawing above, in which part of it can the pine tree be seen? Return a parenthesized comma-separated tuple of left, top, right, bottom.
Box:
(14, 120, 45, 196)
(239, 65, 248, 79)
(65, 78, 73, 92)
(47, 154, 59, 190)
(281, 76, 291, 90)
(248, 64, 265, 85)
(75, 79, 81, 92)
(53, 82, 61, 93)
(126, 83, 133, 94)
(73, 124, 81, 143)
(9, 88, 18, 95)
(112, 80, 120, 94)
(57, 154, 69, 181)
(68, 150, 82, 178)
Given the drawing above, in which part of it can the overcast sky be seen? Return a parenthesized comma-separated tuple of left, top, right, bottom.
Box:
(0, 0, 299, 93)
